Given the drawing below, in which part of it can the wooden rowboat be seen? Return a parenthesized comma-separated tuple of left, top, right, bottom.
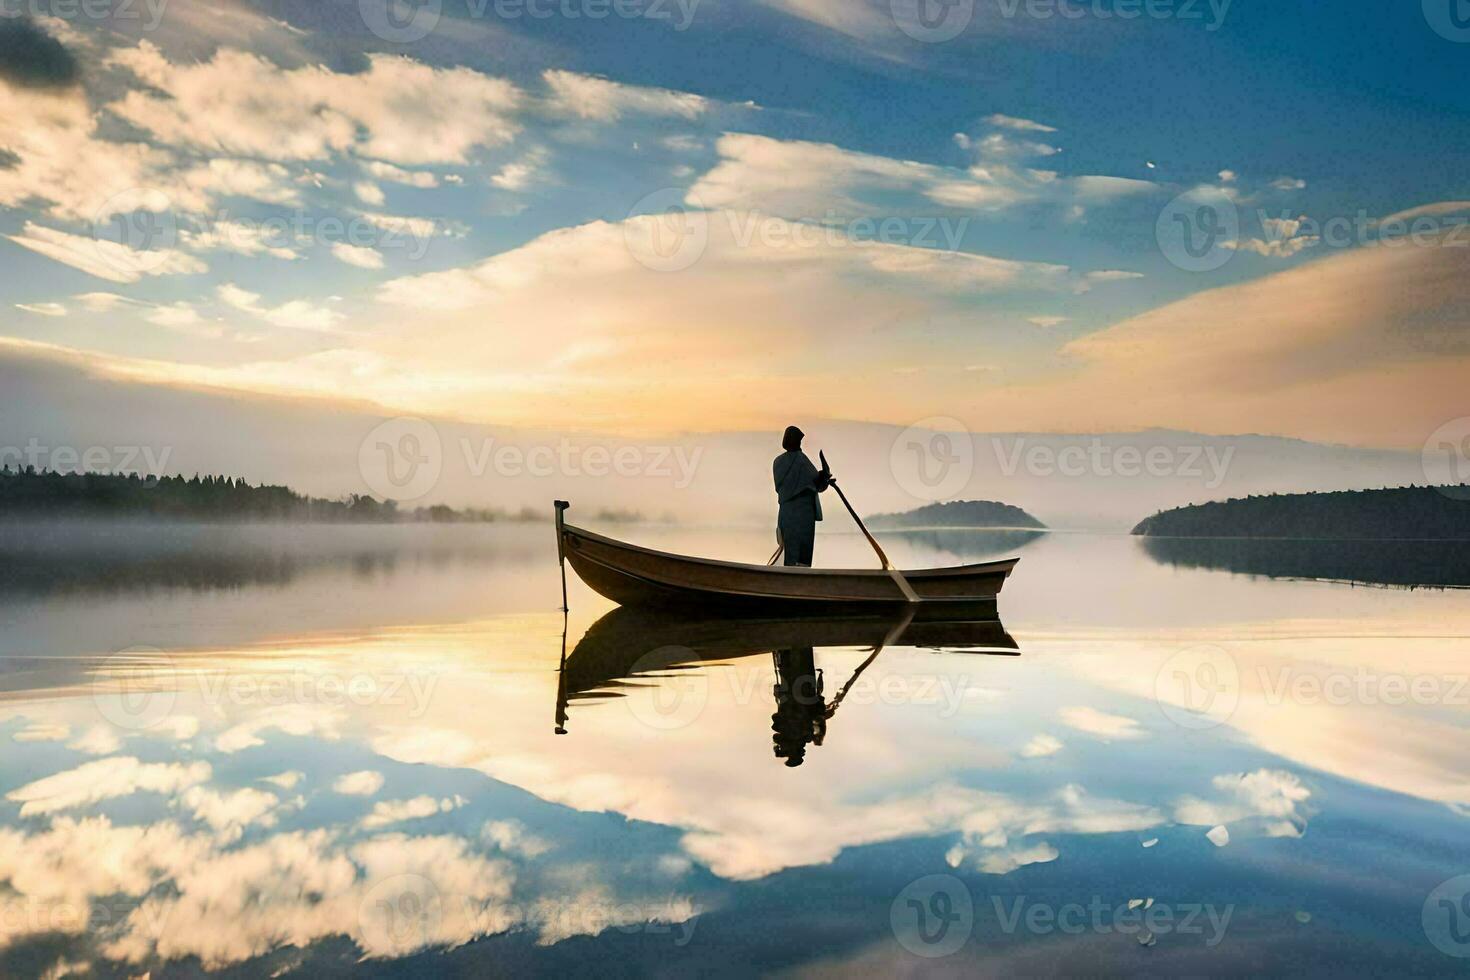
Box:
(554, 502, 1018, 612)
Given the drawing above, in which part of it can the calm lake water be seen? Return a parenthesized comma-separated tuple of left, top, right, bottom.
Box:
(1, 521, 1468, 977)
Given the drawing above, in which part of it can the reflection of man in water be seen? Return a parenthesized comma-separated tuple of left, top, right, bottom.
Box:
(772, 647, 826, 767)
(772, 425, 832, 567)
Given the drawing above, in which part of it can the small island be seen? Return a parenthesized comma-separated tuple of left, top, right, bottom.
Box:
(868, 499, 1046, 530)
(1132, 486, 1470, 540)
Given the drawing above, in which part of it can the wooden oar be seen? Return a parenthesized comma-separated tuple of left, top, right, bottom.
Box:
(819, 451, 921, 603)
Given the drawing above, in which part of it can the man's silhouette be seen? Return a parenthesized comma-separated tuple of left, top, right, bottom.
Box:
(772, 426, 832, 567)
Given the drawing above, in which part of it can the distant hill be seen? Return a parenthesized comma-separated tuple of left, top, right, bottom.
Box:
(868, 499, 1045, 530)
(1133, 486, 1470, 539)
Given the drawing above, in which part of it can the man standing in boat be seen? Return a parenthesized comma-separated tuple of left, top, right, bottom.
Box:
(773, 425, 833, 567)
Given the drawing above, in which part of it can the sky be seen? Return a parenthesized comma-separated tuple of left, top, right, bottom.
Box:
(1, 0, 1469, 449)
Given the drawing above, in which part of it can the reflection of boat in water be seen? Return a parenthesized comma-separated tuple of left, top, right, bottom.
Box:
(555, 505, 1018, 613)
(555, 606, 1019, 759)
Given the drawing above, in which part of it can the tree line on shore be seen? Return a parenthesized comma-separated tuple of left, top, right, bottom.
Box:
(0, 467, 535, 523)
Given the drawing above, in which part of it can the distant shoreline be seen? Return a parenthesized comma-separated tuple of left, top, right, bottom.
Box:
(1133, 485, 1470, 540)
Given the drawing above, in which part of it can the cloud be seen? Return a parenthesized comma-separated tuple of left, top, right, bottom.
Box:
(1270, 176, 1307, 191)
(74, 292, 144, 312)
(214, 705, 342, 753)
(7, 222, 208, 284)
(1026, 315, 1069, 328)
(333, 770, 385, 796)
(984, 113, 1057, 133)
(182, 220, 302, 260)
(13, 722, 69, 742)
(145, 302, 207, 329)
(1379, 200, 1470, 226)
(354, 181, 386, 206)
(363, 160, 439, 188)
(0, 16, 80, 90)
(690, 130, 1154, 220)
(491, 147, 550, 191)
(331, 241, 385, 269)
(0, 78, 293, 224)
(0, 815, 210, 947)
(217, 283, 345, 333)
(101, 830, 516, 966)
(15, 302, 67, 317)
(1059, 706, 1147, 740)
(108, 43, 522, 166)
(1018, 733, 1063, 757)
(262, 771, 304, 790)
(943, 783, 1164, 875)
(543, 69, 708, 121)
(1224, 215, 1320, 258)
(482, 819, 552, 858)
(1044, 233, 1470, 446)
(755, 0, 897, 39)
(360, 794, 467, 830)
(68, 725, 122, 755)
(178, 785, 283, 840)
(6, 757, 211, 816)
(976, 841, 1059, 874)
(356, 211, 451, 240)
(1173, 769, 1311, 840)
(1084, 269, 1144, 283)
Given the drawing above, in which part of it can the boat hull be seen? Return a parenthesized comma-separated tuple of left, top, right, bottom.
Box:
(557, 519, 1017, 612)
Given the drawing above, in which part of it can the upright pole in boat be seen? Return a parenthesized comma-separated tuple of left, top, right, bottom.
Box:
(819, 452, 921, 603)
(554, 500, 570, 612)
(553, 499, 571, 735)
